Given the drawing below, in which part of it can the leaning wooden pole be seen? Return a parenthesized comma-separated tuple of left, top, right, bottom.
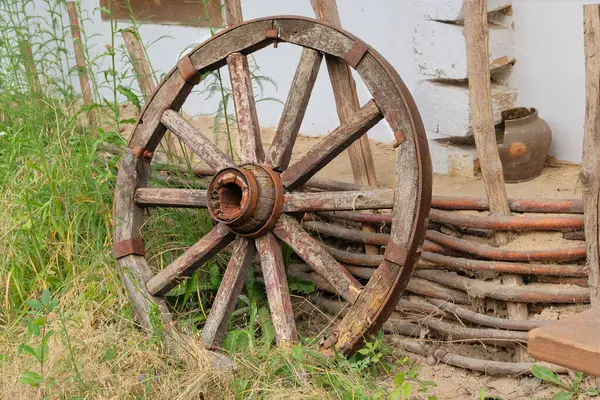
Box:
(121, 26, 176, 155)
(464, 0, 528, 362)
(310, 0, 380, 256)
(19, 40, 41, 95)
(121, 27, 156, 101)
(66, 1, 95, 127)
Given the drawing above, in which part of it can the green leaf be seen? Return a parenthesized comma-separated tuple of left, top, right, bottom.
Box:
(394, 372, 405, 387)
(287, 276, 315, 295)
(401, 382, 412, 399)
(117, 85, 141, 111)
(531, 365, 563, 386)
(26, 299, 42, 310)
(257, 307, 275, 348)
(389, 388, 402, 400)
(102, 344, 117, 362)
(31, 316, 46, 327)
(18, 345, 37, 359)
(19, 371, 43, 387)
(428, 397, 437, 400)
(551, 391, 574, 400)
(573, 371, 583, 391)
(291, 345, 304, 361)
(26, 319, 41, 336)
(41, 288, 51, 306)
(586, 388, 599, 396)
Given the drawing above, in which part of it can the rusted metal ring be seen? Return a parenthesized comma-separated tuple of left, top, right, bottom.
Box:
(113, 238, 145, 259)
(343, 40, 369, 69)
(131, 145, 153, 161)
(242, 166, 285, 238)
(383, 242, 408, 266)
(177, 55, 201, 85)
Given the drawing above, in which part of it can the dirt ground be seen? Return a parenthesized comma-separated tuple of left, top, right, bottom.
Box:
(119, 106, 593, 399)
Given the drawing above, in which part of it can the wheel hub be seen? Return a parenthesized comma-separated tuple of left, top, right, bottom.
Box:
(207, 164, 284, 237)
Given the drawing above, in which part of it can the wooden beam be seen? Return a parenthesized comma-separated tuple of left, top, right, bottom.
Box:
(66, 1, 95, 127)
(528, 307, 600, 376)
(121, 27, 156, 101)
(310, 0, 380, 256)
(19, 40, 41, 95)
(464, 0, 527, 362)
(583, 3, 600, 309)
(583, 5, 600, 389)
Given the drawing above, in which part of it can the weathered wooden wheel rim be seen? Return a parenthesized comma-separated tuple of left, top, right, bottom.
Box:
(113, 16, 432, 356)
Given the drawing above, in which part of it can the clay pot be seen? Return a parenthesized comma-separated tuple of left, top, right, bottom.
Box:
(498, 107, 551, 183)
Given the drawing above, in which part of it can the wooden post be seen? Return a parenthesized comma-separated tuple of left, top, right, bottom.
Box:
(464, 0, 528, 362)
(310, 0, 380, 256)
(19, 40, 41, 95)
(582, 10, 600, 389)
(583, 3, 600, 310)
(121, 26, 176, 155)
(66, 1, 95, 127)
(121, 27, 156, 101)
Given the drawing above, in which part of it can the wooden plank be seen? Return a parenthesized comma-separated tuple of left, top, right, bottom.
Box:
(255, 233, 298, 345)
(146, 223, 236, 296)
(202, 238, 255, 348)
(280, 100, 382, 190)
(227, 52, 265, 163)
(66, 1, 94, 126)
(464, 0, 525, 361)
(283, 189, 394, 212)
(266, 48, 323, 171)
(160, 109, 234, 170)
(121, 27, 156, 101)
(273, 214, 362, 304)
(583, 4, 600, 308)
(135, 188, 207, 208)
(528, 307, 600, 376)
(100, 0, 223, 27)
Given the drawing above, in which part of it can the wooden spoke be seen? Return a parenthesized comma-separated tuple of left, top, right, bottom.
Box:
(202, 238, 256, 348)
(135, 188, 207, 208)
(273, 214, 362, 303)
(283, 189, 394, 212)
(255, 233, 298, 345)
(161, 109, 234, 171)
(266, 48, 323, 171)
(227, 52, 265, 163)
(280, 100, 383, 190)
(146, 223, 236, 296)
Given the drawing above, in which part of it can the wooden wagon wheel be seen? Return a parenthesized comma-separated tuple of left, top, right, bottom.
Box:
(113, 16, 432, 356)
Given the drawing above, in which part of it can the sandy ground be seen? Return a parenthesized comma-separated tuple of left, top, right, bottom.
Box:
(119, 105, 593, 400)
